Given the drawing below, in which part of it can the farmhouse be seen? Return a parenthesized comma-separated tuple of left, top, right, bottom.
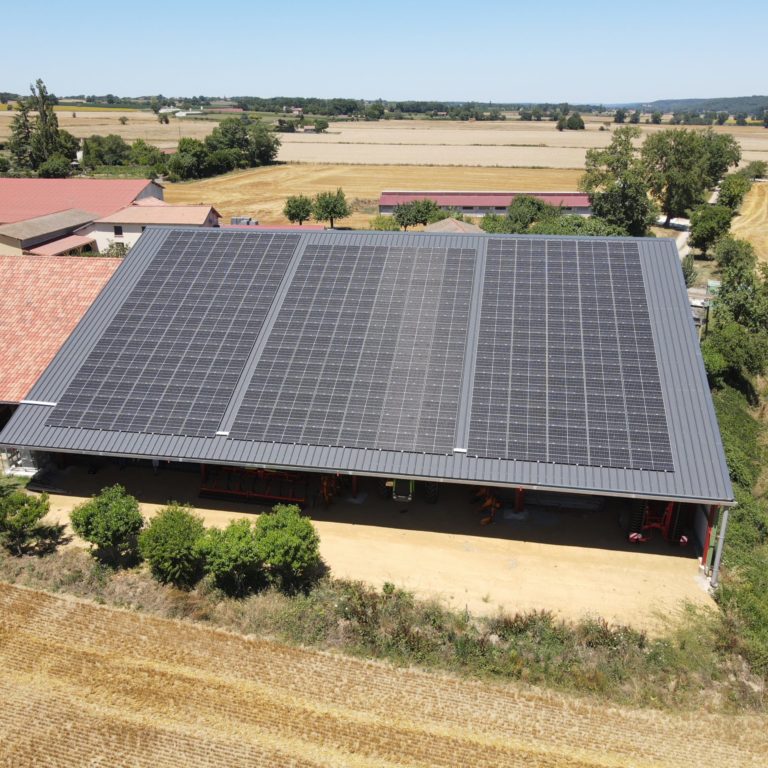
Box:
(379, 191, 592, 217)
(0, 229, 733, 585)
(85, 202, 220, 252)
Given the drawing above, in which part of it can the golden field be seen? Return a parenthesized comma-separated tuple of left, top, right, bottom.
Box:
(731, 181, 768, 262)
(1, 583, 765, 768)
(165, 164, 585, 227)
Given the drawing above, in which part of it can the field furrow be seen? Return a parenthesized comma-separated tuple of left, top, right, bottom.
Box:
(0, 584, 765, 767)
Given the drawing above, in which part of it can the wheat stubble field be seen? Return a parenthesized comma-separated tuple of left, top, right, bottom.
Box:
(0, 583, 765, 768)
(731, 181, 768, 262)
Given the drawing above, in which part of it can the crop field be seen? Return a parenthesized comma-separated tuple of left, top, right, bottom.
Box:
(731, 181, 768, 262)
(0, 583, 765, 768)
(165, 164, 585, 227)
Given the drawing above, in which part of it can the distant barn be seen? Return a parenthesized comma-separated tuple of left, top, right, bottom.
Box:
(379, 191, 591, 217)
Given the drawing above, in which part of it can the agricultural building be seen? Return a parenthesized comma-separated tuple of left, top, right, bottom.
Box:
(0, 229, 733, 583)
(86, 202, 220, 252)
(379, 191, 592, 217)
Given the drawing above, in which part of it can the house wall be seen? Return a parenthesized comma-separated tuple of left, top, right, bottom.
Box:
(90, 224, 146, 252)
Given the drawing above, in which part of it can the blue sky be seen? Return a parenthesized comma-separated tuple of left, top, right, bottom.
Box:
(3, 1, 767, 103)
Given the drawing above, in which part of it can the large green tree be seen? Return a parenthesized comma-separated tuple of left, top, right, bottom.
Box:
(8, 79, 78, 174)
(312, 188, 350, 228)
(688, 204, 733, 255)
(641, 129, 709, 225)
(283, 194, 313, 225)
(581, 126, 656, 236)
(699, 128, 741, 187)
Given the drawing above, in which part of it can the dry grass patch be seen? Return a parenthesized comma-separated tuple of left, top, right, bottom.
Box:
(731, 181, 768, 263)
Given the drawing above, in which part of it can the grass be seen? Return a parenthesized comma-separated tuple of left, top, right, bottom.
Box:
(0, 544, 763, 712)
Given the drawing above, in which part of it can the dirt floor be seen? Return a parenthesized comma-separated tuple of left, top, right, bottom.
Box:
(164, 163, 585, 227)
(731, 180, 768, 262)
(0, 583, 764, 768)
(31, 462, 713, 633)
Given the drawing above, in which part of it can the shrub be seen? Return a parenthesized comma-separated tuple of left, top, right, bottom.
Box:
(368, 214, 401, 231)
(70, 484, 144, 566)
(139, 503, 205, 587)
(718, 173, 751, 211)
(198, 519, 263, 596)
(689, 204, 733, 255)
(0, 491, 49, 555)
(37, 153, 71, 178)
(254, 504, 321, 592)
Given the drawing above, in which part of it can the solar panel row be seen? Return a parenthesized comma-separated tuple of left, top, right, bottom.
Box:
(230, 244, 476, 453)
(47, 231, 299, 436)
(467, 239, 673, 471)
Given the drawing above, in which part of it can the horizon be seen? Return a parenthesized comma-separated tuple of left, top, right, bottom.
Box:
(3, 0, 766, 103)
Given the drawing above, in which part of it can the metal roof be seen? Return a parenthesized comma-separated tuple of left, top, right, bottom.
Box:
(0, 228, 734, 505)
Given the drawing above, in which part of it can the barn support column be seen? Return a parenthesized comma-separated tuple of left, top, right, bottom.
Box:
(351, 475, 359, 499)
(515, 487, 525, 513)
(709, 506, 731, 589)
(700, 505, 718, 568)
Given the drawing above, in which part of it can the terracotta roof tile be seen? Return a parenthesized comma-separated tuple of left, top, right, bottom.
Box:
(0, 255, 120, 403)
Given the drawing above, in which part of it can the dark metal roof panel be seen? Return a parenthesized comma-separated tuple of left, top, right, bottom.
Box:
(0, 228, 734, 505)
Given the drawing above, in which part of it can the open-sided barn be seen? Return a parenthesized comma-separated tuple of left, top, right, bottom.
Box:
(0, 228, 733, 583)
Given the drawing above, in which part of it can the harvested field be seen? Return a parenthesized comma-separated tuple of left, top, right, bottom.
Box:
(165, 163, 585, 227)
(731, 181, 768, 262)
(0, 583, 765, 767)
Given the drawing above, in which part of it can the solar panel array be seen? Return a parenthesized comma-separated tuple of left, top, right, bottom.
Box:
(229, 243, 476, 453)
(468, 238, 673, 471)
(47, 231, 299, 436)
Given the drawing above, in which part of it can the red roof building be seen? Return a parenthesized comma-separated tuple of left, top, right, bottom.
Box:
(0, 256, 121, 404)
(379, 191, 591, 216)
(0, 179, 163, 225)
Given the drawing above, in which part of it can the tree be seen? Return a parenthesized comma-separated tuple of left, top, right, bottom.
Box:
(641, 128, 709, 225)
(158, 113, 170, 124)
(70, 484, 144, 566)
(283, 194, 313, 225)
(198, 519, 263, 596)
(313, 118, 329, 133)
(688, 204, 733, 255)
(507, 195, 559, 230)
(118, 116, 128, 125)
(529, 215, 627, 236)
(566, 112, 585, 130)
(651, 112, 663, 124)
(629, 110, 641, 124)
(393, 201, 420, 230)
(37, 154, 72, 178)
(614, 108, 627, 123)
(735, 113, 748, 126)
(718, 173, 751, 211)
(713, 236, 756, 271)
(699, 128, 741, 187)
(681, 253, 697, 287)
(253, 504, 321, 592)
(312, 188, 350, 228)
(0, 156, 9, 174)
(129, 138, 165, 167)
(581, 126, 657, 236)
(139, 504, 205, 588)
(556, 115, 566, 131)
(0, 491, 49, 555)
(82, 134, 130, 167)
(8, 79, 78, 173)
(716, 112, 729, 126)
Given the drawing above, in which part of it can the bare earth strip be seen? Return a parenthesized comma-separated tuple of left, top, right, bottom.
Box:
(165, 163, 585, 227)
(731, 181, 768, 262)
(0, 584, 765, 767)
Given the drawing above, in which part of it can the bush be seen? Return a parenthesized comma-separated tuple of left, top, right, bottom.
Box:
(198, 519, 263, 596)
(368, 214, 401, 231)
(0, 491, 49, 555)
(254, 504, 321, 592)
(718, 173, 751, 211)
(70, 484, 144, 566)
(139, 503, 205, 587)
(37, 153, 71, 178)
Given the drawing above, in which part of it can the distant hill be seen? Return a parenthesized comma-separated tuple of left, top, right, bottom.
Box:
(636, 95, 768, 114)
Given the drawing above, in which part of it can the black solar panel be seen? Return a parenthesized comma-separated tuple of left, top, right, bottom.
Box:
(47, 231, 299, 436)
(229, 243, 476, 454)
(467, 238, 674, 471)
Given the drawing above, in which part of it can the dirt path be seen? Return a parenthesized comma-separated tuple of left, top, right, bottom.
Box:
(731, 181, 768, 261)
(0, 583, 764, 767)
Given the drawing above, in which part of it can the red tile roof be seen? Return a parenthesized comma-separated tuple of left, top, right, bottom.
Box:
(0, 255, 120, 403)
(379, 191, 591, 208)
(0, 179, 161, 224)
